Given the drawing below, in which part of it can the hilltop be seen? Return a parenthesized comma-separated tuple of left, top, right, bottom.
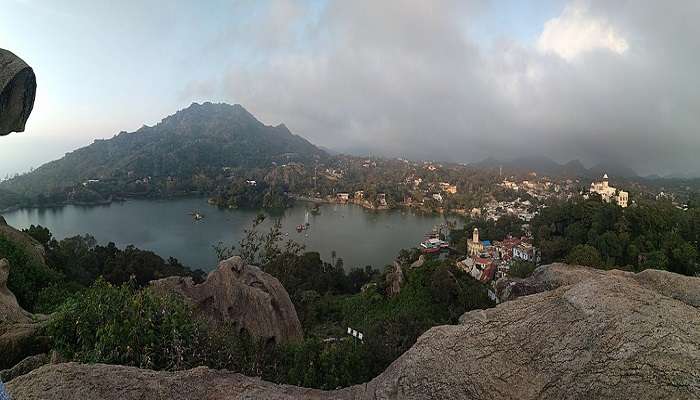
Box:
(0, 102, 325, 197)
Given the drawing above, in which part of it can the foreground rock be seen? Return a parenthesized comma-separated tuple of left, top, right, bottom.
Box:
(150, 256, 303, 344)
(0, 217, 47, 268)
(9, 264, 700, 399)
(0, 259, 50, 370)
(0, 48, 36, 136)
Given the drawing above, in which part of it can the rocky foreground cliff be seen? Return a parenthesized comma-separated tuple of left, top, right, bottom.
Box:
(6, 264, 700, 399)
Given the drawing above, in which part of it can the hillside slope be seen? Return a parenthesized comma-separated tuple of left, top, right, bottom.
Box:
(0, 102, 324, 196)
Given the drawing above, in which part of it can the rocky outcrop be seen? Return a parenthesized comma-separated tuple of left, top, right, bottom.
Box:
(0, 49, 36, 136)
(385, 261, 404, 297)
(150, 256, 303, 344)
(0, 259, 50, 370)
(0, 259, 31, 325)
(8, 264, 700, 399)
(0, 219, 47, 268)
(0, 353, 48, 382)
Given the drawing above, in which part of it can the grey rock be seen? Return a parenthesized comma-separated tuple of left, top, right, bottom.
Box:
(0, 49, 36, 136)
(8, 264, 700, 399)
(0, 259, 50, 369)
(385, 261, 404, 297)
(0, 353, 48, 382)
(150, 256, 303, 344)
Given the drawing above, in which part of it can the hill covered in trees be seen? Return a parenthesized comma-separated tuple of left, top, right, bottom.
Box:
(0, 102, 325, 202)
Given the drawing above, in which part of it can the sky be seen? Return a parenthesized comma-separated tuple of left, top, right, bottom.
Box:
(1, 0, 699, 177)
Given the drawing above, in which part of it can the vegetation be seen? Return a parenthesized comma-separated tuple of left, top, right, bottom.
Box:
(531, 198, 699, 275)
(15, 216, 495, 390)
(0, 225, 204, 313)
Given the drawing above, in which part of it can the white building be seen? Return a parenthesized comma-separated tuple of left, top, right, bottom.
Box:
(590, 174, 628, 208)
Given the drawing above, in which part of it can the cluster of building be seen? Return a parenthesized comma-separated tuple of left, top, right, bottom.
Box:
(587, 174, 628, 208)
(457, 228, 540, 283)
(473, 198, 537, 222)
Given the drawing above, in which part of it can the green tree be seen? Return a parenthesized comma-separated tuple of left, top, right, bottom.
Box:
(566, 244, 603, 268)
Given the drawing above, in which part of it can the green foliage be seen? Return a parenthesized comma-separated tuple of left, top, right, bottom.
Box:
(0, 236, 62, 312)
(532, 198, 699, 275)
(510, 259, 537, 278)
(47, 279, 200, 370)
(45, 233, 205, 287)
(566, 244, 604, 268)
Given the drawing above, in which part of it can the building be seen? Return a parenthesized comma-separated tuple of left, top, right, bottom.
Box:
(590, 174, 628, 208)
(439, 182, 458, 194)
(432, 193, 443, 203)
(336, 193, 350, 203)
(513, 242, 540, 263)
(377, 193, 387, 207)
(467, 228, 484, 256)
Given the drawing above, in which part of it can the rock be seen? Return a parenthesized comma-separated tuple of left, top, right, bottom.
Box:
(150, 256, 303, 344)
(0, 49, 36, 136)
(0, 259, 50, 370)
(385, 261, 404, 297)
(0, 223, 47, 268)
(410, 254, 425, 269)
(9, 264, 700, 399)
(0, 353, 48, 382)
(0, 259, 31, 325)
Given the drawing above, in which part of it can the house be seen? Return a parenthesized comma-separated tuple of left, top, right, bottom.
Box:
(377, 193, 387, 207)
(354, 190, 364, 200)
(432, 193, 443, 203)
(245, 180, 257, 186)
(513, 242, 540, 263)
(439, 182, 457, 194)
(336, 193, 350, 203)
(457, 254, 496, 283)
(590, 174, 628, 208)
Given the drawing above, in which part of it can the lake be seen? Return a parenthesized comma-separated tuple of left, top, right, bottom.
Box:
(1, 198, 454, 272)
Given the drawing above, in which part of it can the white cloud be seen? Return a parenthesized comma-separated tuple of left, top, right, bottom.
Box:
(537, 2, 629, 61)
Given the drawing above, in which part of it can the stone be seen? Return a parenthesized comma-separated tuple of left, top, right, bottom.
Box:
(0, 353, 48, 382)
(150, 256, 303, 344)
(0, 259, 50, 370)
(0, 259, 31, 325)
(0, 223, 47, 268)
(0, 49, 36, 136)
(9, 264, 700, 399)
(385, 261, 404, 297)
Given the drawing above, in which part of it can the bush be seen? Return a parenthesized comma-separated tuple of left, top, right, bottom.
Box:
(0, 236, 62, 312)
(47, 279, 200, 370)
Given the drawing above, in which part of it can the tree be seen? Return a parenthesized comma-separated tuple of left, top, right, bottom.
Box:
(566, 245, 603, 269)
(510, 260, 537, 278)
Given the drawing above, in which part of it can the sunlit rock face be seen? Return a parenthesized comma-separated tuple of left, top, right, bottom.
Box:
(8, 264, 700, 399)
(0, 48, 36, 136)
(150, 256, 303, 344)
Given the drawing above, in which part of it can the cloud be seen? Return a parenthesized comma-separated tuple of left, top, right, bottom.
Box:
(180, 0, 700, 176)
(537, 2, 629, 61)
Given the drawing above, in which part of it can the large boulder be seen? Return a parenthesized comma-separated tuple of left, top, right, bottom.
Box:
(150, 256, 303, 344)
(0, 219, 47, 268)
(8, 264, 700, 399)
(0, 48, 36, 136)
(0, 259, 50, 370)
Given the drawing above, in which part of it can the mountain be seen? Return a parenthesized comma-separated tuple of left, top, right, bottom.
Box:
(0, 103, 325, 196)
(472, 156, 638, 179)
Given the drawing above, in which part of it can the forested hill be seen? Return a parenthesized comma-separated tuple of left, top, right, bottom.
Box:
(0, 102, 325, 196)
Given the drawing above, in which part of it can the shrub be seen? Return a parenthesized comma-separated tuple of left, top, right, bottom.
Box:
(47, 279, 200, 370)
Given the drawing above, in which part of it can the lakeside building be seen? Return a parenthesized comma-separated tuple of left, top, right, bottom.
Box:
(589, 174, 628, 208)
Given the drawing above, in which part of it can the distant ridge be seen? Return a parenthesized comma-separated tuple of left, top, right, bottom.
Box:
(471, 156, 639, 179)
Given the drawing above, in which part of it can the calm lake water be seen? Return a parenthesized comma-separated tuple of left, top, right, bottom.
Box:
(1, 198, 452, 272)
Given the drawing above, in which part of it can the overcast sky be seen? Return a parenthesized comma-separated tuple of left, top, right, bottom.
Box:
(1, 0, 699, 177)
